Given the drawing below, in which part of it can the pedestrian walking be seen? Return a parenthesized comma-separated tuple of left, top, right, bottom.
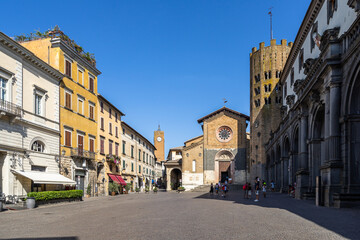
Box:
(254, 177, 260, 202)
(243, 182, 248, 199)
(262, 184, 266, 198)
(215, 183, 219, 196)
(248, 183, 252, 199)
(210, 183, 214, 195)
(271, 180, 275, 192)
(223, 184, 228, 198)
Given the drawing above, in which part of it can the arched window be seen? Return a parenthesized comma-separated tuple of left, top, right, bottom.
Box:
(31, 141, 45, 152)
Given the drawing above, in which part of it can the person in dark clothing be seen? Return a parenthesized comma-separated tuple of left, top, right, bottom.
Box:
(209, 183, 214, 195)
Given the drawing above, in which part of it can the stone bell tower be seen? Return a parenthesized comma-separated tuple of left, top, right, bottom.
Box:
(154, 125, 165, 162)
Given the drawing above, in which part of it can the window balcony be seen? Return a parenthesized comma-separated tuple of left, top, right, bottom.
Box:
(70, 148, 95, 160)
(0, 99, 22, 119)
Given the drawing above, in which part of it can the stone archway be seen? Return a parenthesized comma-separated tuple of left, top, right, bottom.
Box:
(282, 136, 290, 189)
(214, 150, 235, 183)
(170, 168, 182, 190)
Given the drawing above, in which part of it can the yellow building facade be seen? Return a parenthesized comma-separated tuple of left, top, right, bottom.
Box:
(21, 33, 101, 195)
(97, 94, 125, 195)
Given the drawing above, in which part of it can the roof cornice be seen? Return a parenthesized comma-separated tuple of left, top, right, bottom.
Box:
(280, 0, 325, 85)
(0, 32, 64, 82)
(197, 107, 250, 123)
(98, 94, 125, 116)
(50, 38, 101, 76)
(122, 121, 156, 150)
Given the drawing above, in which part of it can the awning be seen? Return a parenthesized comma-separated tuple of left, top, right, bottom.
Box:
(12, 170, 76, 185)
(108, 173, 127, 186)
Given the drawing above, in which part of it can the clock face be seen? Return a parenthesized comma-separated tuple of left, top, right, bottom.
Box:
(216, 126, 233, 142)
(157, 137, 162, 142)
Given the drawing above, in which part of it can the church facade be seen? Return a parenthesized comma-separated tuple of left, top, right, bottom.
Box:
(165, 107, 250, 190)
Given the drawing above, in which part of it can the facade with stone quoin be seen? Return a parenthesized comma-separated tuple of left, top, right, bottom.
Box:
(264, 0, 360, 207)
(165, 107, 250, 191)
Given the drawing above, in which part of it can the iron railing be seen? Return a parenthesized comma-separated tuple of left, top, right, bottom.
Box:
(70, 148, 95, 160)
(0, 99, 22, 117)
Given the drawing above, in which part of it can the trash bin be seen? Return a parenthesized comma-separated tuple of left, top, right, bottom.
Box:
(26, 197, 36, 209)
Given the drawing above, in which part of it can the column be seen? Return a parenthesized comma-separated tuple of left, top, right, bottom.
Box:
(329, 82, 341, 162)
(299, 112, 309, 170)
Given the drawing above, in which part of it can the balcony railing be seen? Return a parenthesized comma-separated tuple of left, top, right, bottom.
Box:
(0, 99, 22, 117)
(70, 148, 95, 160)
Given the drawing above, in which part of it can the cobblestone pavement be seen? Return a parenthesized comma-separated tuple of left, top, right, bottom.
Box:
(0, 190, 359, 240)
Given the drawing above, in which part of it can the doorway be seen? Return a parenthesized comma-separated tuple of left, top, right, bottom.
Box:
(221, 171, 229, 183)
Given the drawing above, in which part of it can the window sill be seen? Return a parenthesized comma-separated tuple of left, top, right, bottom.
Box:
(63, 106, 73, 112)
(77, 113, 85, 117)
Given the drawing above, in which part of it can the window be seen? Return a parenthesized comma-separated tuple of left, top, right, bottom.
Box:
(100, 101, 103, 113)
(109, 122, 112, 134)
(65, 59, 71, 77)
(311, 22, 319, 52)
(146, 153, 148, 164)
(327, 0, 337, 23)
(122, 128, 125, 134)
(65, 91, 72, 109)
(264, 72, 268, 80)
(299, 49, 304, 72)
(115, 113, 118, 122)
(31, 141, 45, 152)
(109, 108, 112, 118)
(143, 152, 145, 163)
(34, 93, 43, 115)
(116, 165, 119, 173)
(131, 145, 134, 158)
(109, 140, 113, 155)
(31, 165, 46, 172)
(122, 141, 126, 155)
(100, 117, 104, 130)
(89, 138, 95, 152)
(89, 77, 94, 92)
(77, 134, 84, 152)
(131, 134, 134, 140)
(100, 137, 105, 154)
(109, 164, 112, 172)
(0, 77, 7, 100)
(77, 68, 84, 85)
(264, 85, 268, 92)
(65, 130, 71, 147)
(115, 126, 118, 137)
(139, 150, 141, 161)
(146, 168, 148, 174)
(192, 160, 196, 172)
(78, 97, 84, 115)
(89, 103, 95, 120)
(268, 84, 272, 92)
(290, 68, 294, 85)
(264, 98, 268, 105)
(131, 162, 134, 172)
(269, 71, 272, 79)
(115, 143, 119, 156)
(123, 160, 126, 169)
(139, 165, 141, 173)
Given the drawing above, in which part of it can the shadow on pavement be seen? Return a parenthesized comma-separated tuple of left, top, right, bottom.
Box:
(195, 190, 360, 239)
(0, 237, 78, 240)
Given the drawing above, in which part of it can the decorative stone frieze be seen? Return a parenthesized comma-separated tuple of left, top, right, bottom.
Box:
(286, 94, 295, 107)
(303, 58, 317, 75)
(320, 27, 340, 52)
(293, 79, 305, 94)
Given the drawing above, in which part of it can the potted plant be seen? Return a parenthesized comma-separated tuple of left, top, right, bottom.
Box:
(177, 186, 185, 193)
(145, 186, 149, 193)
(135, 187, 140, 193)
(86, 184, 91, 198)
(124, 184, 130, 194)
(153, 187, 158, 193)
(108, 182, 119, 196)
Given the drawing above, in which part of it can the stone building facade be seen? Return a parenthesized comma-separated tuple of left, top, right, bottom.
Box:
(21, 32, 101, 196)
(265, 0, 360, 207)
(165, 107, 250, 191)
(249, 39, 292, 180)
(0, 32, 74, 196)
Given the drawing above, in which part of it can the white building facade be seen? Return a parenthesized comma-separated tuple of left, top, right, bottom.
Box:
(0, 32, 74, 197)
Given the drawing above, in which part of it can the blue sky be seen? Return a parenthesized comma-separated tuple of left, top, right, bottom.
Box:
(1, 0, 311, 155)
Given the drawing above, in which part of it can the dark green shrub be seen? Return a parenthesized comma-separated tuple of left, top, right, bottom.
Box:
(27, 190, 83, 201)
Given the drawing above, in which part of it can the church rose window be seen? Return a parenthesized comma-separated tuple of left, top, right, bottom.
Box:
(216, 126, 233, 142)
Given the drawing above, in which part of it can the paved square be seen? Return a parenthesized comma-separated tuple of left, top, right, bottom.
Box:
(0, 190, 359, 240)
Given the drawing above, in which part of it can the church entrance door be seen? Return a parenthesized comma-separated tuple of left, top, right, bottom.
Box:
(221, 171, 229, 183)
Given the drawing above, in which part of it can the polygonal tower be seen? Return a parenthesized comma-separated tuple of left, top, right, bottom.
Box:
(249, 39, 292, 179)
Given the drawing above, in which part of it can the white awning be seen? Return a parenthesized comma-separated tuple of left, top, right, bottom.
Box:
(12, 170, 76, 185)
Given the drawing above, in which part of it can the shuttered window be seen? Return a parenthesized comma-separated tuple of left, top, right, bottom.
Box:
(100, 138, 105, 154)
(65, 60, 71, 77)
(109, 140, 113, 155)
(89, 104, 94, 120)
(89, 77, 94, 92)
(65, 92, 71, 109)
(65, 130, 71, 147)
(89, 138, 94, 152)
(115, 143, 119, 156)
(100, 118, 104, 130)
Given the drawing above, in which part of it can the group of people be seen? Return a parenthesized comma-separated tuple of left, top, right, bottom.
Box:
(243, 178, 276, 202)
(209, 180, 229, 198)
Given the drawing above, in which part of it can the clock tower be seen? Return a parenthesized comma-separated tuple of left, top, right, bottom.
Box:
(154, 125, 165, 162)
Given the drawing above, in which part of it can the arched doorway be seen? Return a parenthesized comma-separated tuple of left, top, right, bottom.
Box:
(349, 72, 360, 187)
(310, 106, 325, 191)
(292, 127, 300, 184)
(170, 169, 182, 190)
(283, 137, 290, 189)
(275, 144, 281, 189)
(215, 150, 235, 183)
